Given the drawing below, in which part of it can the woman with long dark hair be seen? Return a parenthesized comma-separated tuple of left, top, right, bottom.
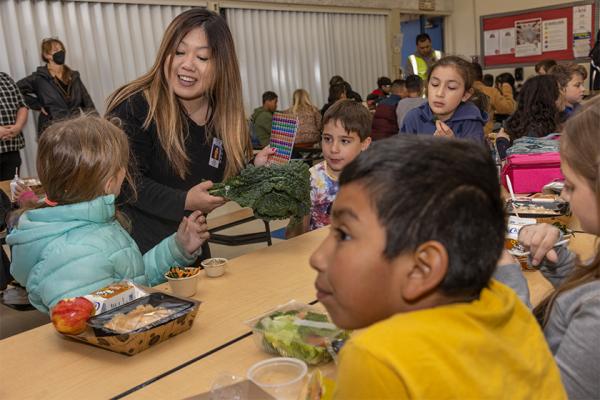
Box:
(106, 8, 272, 255)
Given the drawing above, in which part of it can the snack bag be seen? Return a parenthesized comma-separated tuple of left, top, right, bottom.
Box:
(84, 281, 148, 314)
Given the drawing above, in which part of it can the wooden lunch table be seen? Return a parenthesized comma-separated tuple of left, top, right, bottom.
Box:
(0, 228, 326, 400)
(1, 200, 595, 399)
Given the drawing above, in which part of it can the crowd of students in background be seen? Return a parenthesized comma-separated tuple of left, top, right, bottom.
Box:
(2, 8, 600, 398)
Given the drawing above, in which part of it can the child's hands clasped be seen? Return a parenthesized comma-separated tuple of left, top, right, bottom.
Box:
(434, 120, 455, 138)
(176, 210, 209, 256)
(518, 223, 561, 266)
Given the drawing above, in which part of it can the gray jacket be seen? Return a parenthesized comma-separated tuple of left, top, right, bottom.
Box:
(495, 248, 600, 400)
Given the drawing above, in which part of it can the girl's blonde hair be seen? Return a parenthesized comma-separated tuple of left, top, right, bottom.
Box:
(41, 37, 72, 83)
(535, 97, 600, 324)
(291, 89, 317, 114)
(105, 8, 251, 179)
(34, 115, 134, 227)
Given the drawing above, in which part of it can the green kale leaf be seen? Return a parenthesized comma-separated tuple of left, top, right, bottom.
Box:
(209, 160, 311, 221)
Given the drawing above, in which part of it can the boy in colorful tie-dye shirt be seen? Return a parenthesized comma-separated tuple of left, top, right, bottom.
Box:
(287, 100, 372, 236)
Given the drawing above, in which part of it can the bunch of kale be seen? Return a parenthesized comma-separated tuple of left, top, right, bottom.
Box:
(209, 160, 311, 222)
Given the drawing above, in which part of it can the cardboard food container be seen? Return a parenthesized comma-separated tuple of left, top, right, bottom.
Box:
(65, 292, 200, 356)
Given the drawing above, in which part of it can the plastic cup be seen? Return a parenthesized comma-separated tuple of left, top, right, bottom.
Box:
(164, 269, 200, 297)
(247, 357, 307, 400)
(201, 258, 227, 278)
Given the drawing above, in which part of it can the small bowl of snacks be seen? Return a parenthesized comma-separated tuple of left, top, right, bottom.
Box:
(164, 267, 201, 297)
(201, 257, 228, 278)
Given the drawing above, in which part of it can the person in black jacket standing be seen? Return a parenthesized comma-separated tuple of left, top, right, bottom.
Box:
(106, 9, 273, 257)
(17, 38, 96, 137)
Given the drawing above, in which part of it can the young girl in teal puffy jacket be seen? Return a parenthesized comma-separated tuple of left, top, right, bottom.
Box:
(7, 115, 208, 313)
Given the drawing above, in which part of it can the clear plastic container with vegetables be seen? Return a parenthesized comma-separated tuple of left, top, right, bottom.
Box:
(245, 300, 350, 365)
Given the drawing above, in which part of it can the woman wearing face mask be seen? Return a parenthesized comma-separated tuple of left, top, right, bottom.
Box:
(17, 38, 96, 137)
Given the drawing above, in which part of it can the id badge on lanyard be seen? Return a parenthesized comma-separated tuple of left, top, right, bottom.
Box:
(209, 137, 223, 168)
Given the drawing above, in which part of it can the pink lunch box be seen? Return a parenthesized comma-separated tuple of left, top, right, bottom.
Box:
(501, 152, 563, 194)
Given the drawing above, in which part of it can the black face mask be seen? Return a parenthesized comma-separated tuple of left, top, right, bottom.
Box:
(52, 50, 65, 65)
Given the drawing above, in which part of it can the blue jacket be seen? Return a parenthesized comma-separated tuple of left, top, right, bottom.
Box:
(7, 195, 195, 313)
(400, 101, 487, 144)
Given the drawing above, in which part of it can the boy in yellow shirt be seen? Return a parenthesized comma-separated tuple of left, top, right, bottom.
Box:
(310, 135, 566, 399)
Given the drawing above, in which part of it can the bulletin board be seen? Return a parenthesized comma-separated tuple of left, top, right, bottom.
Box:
(480, 1, 598, 68)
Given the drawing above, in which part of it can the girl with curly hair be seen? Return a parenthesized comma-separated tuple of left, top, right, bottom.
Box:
(495, 74, 564, 159)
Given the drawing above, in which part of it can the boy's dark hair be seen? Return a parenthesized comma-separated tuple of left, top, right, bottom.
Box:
(262, 91, 278, 104)
(548, 63, 588, 89)
(323, 99, 371, 141)
(391, 79, 406, 90)
(339, 136, 505, 298)
(327, 83, 347, 103)
(535, 59, 557, 73)
(482, 74, 494, 87)
(405, 75, 423, 92)
(329, 75, 345, 86)
(471, 62, 484, 81)
(495, 72, 516, 97)
(505, 74, 560, 140)
(416, 33, 431, 44)
(495, 72, 515, 87)
(377, 76, 392, 88)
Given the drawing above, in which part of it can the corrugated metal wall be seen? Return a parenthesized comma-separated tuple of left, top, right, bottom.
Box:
(225, 7, 389, 112)
(0, 0, 190, 175)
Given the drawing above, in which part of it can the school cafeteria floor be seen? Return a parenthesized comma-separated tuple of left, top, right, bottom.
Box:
(0, 202, 290, 340)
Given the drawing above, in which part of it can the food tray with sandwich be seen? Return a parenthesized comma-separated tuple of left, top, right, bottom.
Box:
(50, 281, 200, 355)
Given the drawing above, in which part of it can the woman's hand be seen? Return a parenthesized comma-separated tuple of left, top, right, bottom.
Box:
(518, 223, 561, 266)
(433, 120, 455, 138)
(176, 210, 209, 256)
(253, 145, 277, 167)
(185, 180, 226, 213)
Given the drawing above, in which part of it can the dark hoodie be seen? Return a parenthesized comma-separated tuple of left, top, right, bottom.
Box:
(17, 66, 96, 136)
(400, 101, 487, 144)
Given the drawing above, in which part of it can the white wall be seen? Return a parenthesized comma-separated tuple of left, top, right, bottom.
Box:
(450, 0, 594, 83)
(226, 8, 389, 112)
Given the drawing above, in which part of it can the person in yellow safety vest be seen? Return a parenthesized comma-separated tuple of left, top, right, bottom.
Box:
(406, 33, 443, 80)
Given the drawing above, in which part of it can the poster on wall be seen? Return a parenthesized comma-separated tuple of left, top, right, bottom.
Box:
(499, 28, 516, 54)
(573, 5, 592, 57)
(542, 18, 567, 51)
(515, 18, 542, 57)
(484, 30, 500, 55)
